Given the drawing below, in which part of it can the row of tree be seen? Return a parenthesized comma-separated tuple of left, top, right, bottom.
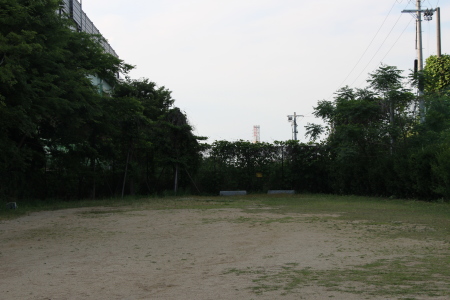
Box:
(305, 57, 450, 200)
(191, 58, 450, 201)
(2, 0, 450, 201)
(0, 0, 203, 200)
(196, 140, 328, 194)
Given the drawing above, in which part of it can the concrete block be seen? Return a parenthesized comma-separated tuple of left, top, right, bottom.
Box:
(219, 191, 247, 196)
(6, 202, 18, 209)
(267, 190, 295, 194)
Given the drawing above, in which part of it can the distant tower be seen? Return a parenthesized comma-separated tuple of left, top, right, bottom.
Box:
(253, 125, 260, 143)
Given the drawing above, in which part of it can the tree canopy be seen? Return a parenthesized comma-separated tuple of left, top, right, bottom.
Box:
(0, 0, 202, 200)
(3, 0, 450, 202)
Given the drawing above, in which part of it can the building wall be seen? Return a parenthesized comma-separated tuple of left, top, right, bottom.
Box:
(59, 0, 118, 58)
(88, 75, 114, 96)
(59, 0, 119, 94)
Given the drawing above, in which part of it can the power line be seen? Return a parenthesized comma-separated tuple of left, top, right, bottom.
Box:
(327, 0, 414, 99)
(350, 17, 414, 89)
(335, 0, 398, 91)
(380, 16, 414, 63)
(350, 12, 405, 87)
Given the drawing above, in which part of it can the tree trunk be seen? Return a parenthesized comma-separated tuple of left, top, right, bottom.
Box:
(389, 99, 395, 154)
(91, 157, 96, 200)
(174, 163, 179, 194)
(122, 145, 132, 198)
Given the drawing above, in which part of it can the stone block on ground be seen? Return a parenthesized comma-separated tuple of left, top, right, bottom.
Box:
(219, 191, 247, 196)
(267, 190, 295, 194)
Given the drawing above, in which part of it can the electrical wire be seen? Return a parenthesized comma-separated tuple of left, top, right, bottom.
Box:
(334, 0, 398, 92)
(350, 12, 405, 87)
(327, 0, 414, 99)
(362, 19, 414, 91)
(380, 16, 414, 63)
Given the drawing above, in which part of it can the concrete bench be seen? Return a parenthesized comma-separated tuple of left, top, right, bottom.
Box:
(6, 202, 18, 209)
(219, 191, 247, 196)
(267, 190, 296, 194)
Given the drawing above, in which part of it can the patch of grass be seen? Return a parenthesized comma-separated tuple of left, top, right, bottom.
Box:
(79, 209, 128, 217)
(223, 266, 266, 276)
(255, 194, 450, 242)
(2, 193, 450, 298)
(2, 193, 449, 242)
(325, 255, 450, 297)
(0, 195, 253, 221)
(225, 256, 450, 297)
(202, 215, 301, 225)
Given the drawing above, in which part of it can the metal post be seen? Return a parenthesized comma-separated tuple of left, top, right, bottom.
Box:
(437, 7, 441, 57)
(293, 112, 298, 141)
(417, 0, 423, 72)
(402, 3, 443, 123)
(287, 112, 304, 141)
(416, 0, 425, 123)
(174, 164, 179, 194)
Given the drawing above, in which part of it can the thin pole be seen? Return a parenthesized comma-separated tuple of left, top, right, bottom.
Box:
(417, 0, 423, 71)
(293, 112, 297, 141)
(122, 146, 131, 198)
(437, 7, 441, 57)
(287, 112, 303, 141)
(174, 163, 179, 194)
(417, 0, 425, 123)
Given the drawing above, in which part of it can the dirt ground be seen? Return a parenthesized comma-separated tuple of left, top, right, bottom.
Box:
(0, 205, 447, 299)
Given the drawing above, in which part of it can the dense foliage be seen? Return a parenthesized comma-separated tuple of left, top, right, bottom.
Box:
(0, 0, 203, 200)
(193, 62, 450, 201)
(2, 1, 450, 202)
(196, 140, 329, 194)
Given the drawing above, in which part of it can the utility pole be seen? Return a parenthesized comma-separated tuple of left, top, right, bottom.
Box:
(287, 112, 304, 141)
(416, 0, 424, 72)
(402, 1, 441, 123)
(437, 7, 441, 57)
(417, 0, 424, 123)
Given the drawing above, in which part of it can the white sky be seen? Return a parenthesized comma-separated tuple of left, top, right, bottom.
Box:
(81, 0, 449, 143)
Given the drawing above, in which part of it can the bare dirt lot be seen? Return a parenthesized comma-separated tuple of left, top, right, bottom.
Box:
(0, 205, 448, 299)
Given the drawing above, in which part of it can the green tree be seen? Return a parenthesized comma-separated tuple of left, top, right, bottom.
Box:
(309, 65, 415, 196)
(0, 0, 130, 199)
(111, 78, 204, 195)
(367, 65, 416, 148)
(424, 54, 450, 94)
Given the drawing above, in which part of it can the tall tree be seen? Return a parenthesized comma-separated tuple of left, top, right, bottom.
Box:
(0, 0, 130, 199)
(111, 78, 204, 195)
(367, 65, 415, 149)
(308, 65, 415, 195)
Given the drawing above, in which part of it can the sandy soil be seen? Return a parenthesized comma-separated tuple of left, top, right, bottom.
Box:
(0, 206, 447, 299)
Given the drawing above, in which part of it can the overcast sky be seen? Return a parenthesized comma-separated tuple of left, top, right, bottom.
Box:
(81, 0, 448, 143)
